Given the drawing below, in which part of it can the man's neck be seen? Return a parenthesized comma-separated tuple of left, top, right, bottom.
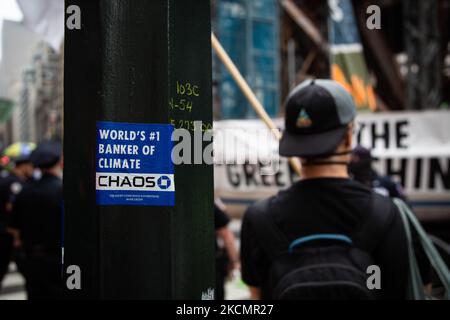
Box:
(300, 164, 349, 180)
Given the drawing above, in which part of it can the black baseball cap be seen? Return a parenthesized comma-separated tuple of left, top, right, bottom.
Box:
(279, 79, 356, 158)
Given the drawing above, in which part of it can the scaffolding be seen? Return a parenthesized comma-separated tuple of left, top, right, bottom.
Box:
(403, 0, 442, 110)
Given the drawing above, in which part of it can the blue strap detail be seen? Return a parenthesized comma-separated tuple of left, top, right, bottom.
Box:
(288, 234, 353, 253)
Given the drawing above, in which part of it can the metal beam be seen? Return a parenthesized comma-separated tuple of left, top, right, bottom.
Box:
(403, 0, 442, 110)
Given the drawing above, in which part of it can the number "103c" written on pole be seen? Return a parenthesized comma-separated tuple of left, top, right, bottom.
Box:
(176, 81, 200, 97)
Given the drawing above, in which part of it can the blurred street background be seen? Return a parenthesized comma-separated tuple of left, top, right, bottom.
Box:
(0, 0, 449, 300)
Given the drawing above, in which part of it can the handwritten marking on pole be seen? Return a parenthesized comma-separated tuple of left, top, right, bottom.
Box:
(169, 119, 212, 132)
(176, 81, 200, 97)
(169, 81, 201, 113)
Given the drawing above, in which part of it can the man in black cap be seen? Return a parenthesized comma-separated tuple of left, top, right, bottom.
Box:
(0, 152, 34, 289)
(240, 79, 429, 300)
(9, 141, 63, 299)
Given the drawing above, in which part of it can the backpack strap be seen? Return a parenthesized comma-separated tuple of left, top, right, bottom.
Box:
(248, 198, 290, 259)
(288, 234, 353, 253)
(353, 192, 395, 252)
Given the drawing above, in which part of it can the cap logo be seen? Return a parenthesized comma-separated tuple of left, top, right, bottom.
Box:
(296, 109, 312, 128)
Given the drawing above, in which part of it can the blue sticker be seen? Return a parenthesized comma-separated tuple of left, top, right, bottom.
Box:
(96, 121, 175, 206)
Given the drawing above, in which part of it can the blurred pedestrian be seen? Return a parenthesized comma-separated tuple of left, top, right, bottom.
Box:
(214, 199, 239, 300)
(349, 145, 407, 200)
(9, 141, 63, 300)
(0, 147, 34, 289)
(240, 79, 430, 300)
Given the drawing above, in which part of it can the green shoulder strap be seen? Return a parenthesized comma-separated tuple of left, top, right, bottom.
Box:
(394, 198, 450, 300)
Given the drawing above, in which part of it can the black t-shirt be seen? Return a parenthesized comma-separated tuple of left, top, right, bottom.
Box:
(0, 173, 24, 226)
(241, 178, 430, 300)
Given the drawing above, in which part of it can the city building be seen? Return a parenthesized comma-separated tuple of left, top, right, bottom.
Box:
(213, 0, 280, 119)
(6, 41, 62, 145)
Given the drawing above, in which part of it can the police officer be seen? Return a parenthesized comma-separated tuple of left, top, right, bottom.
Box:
(9, 141, 63, 299)
(0, 150, 34, 289)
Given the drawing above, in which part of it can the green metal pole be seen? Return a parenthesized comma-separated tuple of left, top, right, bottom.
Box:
(64, 0, 214, 299)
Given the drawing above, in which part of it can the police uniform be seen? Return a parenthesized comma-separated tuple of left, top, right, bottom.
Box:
(0, 171, 29, 288)
(0, 173, 17, 287)
(10, 141, 62, 299)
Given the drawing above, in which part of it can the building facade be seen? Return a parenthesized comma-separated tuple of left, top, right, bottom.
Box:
(213, 0, 280, 119)
(9, 41, 63, 145)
